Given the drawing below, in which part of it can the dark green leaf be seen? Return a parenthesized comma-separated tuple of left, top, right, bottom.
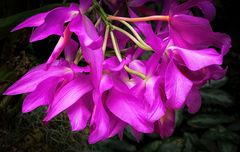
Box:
(203, 77, 228, 89)
(201, 89, 234, 107)
(157, 138, 184, 152)
(217, 141, 238, 152)
(202, 126, 240, 144)
(139, 141, 162, 152)
(187, 114, 234, 128)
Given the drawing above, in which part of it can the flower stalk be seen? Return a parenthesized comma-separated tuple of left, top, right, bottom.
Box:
(110, 31, 147, 80)
(108, 15, 170, 22)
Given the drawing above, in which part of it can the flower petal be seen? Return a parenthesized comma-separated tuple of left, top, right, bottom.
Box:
(11, 12, 49, 32)
(46, 26, 72, 67)
(170, 46, 222, 71)
(4, 61, 73, 95)
(170, 14, 231, 55)
(106, 88, 154, 133)
(79, 0, 92, 13)
(185, 87, 201, 114)
(64, 38, 78, 63)
(165, 60, 193, 109)
(172, 0, 216, 21)
(22, 77, 62, 113)
(30, 5, 78, 42)
(156, 109, 175, 138)
(44, 75, 92, 121)
(89, 91, 109, 144)
(67, 93, 92, 131)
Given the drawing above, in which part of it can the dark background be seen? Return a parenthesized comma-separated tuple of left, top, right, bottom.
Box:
(0, 0, 239, 151)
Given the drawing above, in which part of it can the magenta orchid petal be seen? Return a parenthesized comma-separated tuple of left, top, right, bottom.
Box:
(67, 93, 92, 131)
(128, 60, 146, 74)
(169, 46, 222, 71)
(44, 75, 93, 121)
(170, 14, 231, 55)
(46, 26, 72, 67)
(165, 60, 193, 109)
(172, 0, 216, 21)
(4, 61, 73, 95)
(30, 5, 78, 42)
(145, 76, 165, 121)
(107, 109, 127, 138)
(64, 39, 79, 63)
(106, 88, 154, 133)
(89, 91, 109, 144)
(128, 0, 155, 7)
(79, 0, 92, 13)
(22, 77, 62, 113)
(11, 12, 49, 32)
(157, 109, 175, 138)
(185, 87, 201, 114)
(99, 74, 113, 94)
(103, 56, 131, 72)
(70, 14, 101, 47)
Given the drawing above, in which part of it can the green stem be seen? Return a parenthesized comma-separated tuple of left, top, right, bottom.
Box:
(102, 25, 110, 55)
(112, 25, 152, 51)
(118, 20, 152, 49)
(110, 31, 147, 80)
(93, 0, 109, 25)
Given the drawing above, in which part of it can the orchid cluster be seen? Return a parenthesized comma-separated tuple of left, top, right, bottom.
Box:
(4, 0, 231, 144)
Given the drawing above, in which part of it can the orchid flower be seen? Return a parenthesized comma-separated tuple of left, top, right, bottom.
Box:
(4, 0, 231, 144)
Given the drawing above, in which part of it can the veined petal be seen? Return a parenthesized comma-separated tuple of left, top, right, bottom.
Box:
(22, 77, 62, 113)
(44, 75, 92, 121)
(67, 93, 92, 131)
(128, 0, 155, 7)
(170, 14, 231, 55)
(46, 26, 72, 67)
(70, 14, 100, 47)
(129, 60, 146, 74)
(64, 38, 78, 63)
(89, 91, 109, 144)
(99, 74, 113, 94)
(4, 61, 73, 95)
(169, 46, 222, 71)
(156, 109, 175, 138)
(11, 12, 49, 32)
(106, 88, 154, 133)
(145, 76, 165, 121)
(107, 109, 127, 138)
(171, 0, 216, 21)
(165, 60, 193, 109)
(185, 87, 201, 114)
(79, 0, 92, 13)
(103, 56, 131, 72)
(30, 5, 78, 42)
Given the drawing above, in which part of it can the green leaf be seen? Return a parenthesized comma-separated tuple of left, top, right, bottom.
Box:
(201, 89, 234, 107)
(227, 121, 240, 131)
(217, 141, 238, 152)
(187, 114, 234, 128)
(139, 141, 162, 152)
(202, 77, 228, 89)
(0, 3, 63, 39)
(158, 138, 184, 152)
(183, 133, 196, 152)
(175, 110, 184, 128)
(202, 126, 240, 144)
